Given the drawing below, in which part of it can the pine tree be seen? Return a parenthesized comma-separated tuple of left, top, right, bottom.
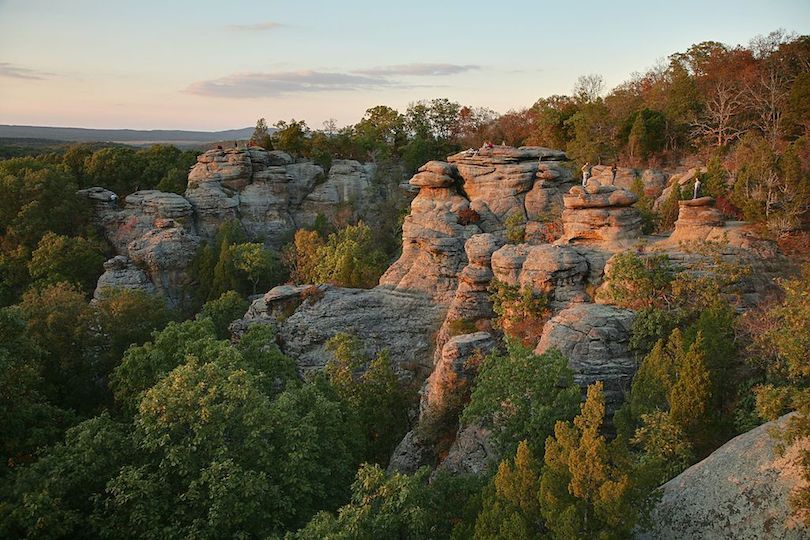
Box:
(473, 440, 542, 539)
(669, 332, 713, 453)
(540, 382, 637, 539)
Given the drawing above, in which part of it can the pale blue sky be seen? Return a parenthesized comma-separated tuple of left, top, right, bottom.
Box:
(0, 0, 808, 130)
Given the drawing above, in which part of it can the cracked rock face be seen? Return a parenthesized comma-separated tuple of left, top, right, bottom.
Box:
(534, 303, 635, 409)
(637, 413, 809, 540)
(126, 225, 201, 308)
(277, 286, 447, 380)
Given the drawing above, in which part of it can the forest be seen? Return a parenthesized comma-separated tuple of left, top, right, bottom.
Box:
(0, 31, 808, 539)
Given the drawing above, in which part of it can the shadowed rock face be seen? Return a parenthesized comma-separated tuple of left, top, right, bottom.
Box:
(535, 303, 636, 410)
(637, 413, 809, 540)
(93, 255, 156, 301)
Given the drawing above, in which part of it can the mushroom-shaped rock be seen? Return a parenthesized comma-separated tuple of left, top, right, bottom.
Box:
(668, 197, 725, 243)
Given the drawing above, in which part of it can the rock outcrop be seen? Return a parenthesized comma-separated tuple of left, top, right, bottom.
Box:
(668, 196, 725, 243)
(535, 303, 635, 409)
(238, 286, 447, 379)
(638, 413, 809, 540)
(93, 255, 156, 301)
(559, 181, 642, 245)
(126, 221, 201, 308)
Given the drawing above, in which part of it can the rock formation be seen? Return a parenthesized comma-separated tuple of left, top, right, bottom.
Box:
(126, 220, 201, 308)
(93, 255, 156, 301)
(534, 303, 635, 409)
(668, 196, 725, 243)
(559, 181, 642, 245)
(637, 413, 809, 540)
(82, 146, 384, 306)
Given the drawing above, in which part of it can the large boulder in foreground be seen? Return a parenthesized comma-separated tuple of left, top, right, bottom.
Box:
(637, 413, 809, 540)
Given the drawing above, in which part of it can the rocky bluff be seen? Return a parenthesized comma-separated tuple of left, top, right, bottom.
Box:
(80, 147, 384, 307)
(82, 144, 786, 487)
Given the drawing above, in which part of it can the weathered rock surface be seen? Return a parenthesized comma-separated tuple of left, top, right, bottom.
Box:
(436, 421, 499, 476)
(93, 255, 156, 301)
(668, 196, 725, 243)
(296, 160, 376, 227)
(422, 332, 497, 416)
(126, 223, 201, 308)
(491, 244, 589, 305)
(380, 182, 481, 303)
(559, 183, 643, 245)
(590, 166, 668, 198)
(535, 303, 635, 408)
(637, 413, 809, 540)
(277, 286, 447, 379)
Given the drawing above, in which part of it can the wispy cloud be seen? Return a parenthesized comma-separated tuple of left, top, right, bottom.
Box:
(0, 62, 54, 80)
(227, 20, 285, 32)
(354, 63, 480, 77)
(186, 70, 393, 98)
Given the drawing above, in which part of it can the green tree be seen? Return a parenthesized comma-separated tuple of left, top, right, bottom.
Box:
(539, 381, 639, 539)
(250, 117, 274, 149)
(325, 333, 412, 465)
(0, 307, 73, 483)
(311, 222, 388, 288)
(27, 232, 106, 295)
(462, 341, 580, 457)
(231, 242, 284, 295)
(18, 282, 98, 413)
(83, 146, 144, 196)
(273, 119, 310, 156)
(199, 290, 249, 339)
(473, 440, 543, 540)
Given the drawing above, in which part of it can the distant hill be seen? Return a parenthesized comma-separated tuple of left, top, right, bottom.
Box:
(0, 124, 257, 147)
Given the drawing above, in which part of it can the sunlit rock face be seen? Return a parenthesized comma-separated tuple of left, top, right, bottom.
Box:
(637, 413, 810, 540)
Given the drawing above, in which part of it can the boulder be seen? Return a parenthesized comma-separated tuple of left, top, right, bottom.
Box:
(127, 225, 201, 308)
(668, 197, 725, 243)
(93, 256, 157, 301)
(535, 303, 635, 409)
(637, 413, 809, 540)
(491, 244, 589, 305)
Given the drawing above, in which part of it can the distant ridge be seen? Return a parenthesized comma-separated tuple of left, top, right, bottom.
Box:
(0, 124, 256, 144)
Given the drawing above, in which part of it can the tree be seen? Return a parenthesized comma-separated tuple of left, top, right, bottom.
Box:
(93, 288, 174, 384)
(250, 117, 274, 149)
(83, 146, 144, 195)
(310, 222, 388, 288)
(231, 242, 284, 295)
(540, 382, 640, 539)
(273, 119, 310, 156)
(691, 82, 747, 147)
(462, 340, 580, 457)
(325, 333, 412, 465)
(18, 282, 98, 413)
(285, 228, 326, 284)
(0, 307, 73, 482)
(27, 232, 106, 295)
(199, 290, 249, 339)
(573, 74, 605, 103)
(668, 333, 714, 451)
(473, 440, 543, 539)
(565, 99, 617, 164)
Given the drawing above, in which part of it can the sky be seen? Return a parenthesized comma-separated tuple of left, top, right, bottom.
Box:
(0, 0, 808, 131)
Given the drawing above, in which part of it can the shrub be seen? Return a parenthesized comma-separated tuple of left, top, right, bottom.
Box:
(488, 280, 550, 346)
(457, 207, 481, 226)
